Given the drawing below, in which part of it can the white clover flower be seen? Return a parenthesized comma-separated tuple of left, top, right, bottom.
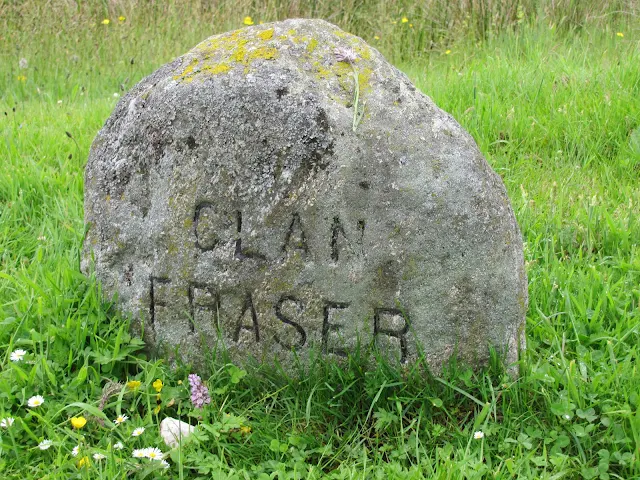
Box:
(93, 452, 106, 460)
(71, 445, 80, 457)
(131, 427, 145, 437)
(39, 439, 53, 450)
(27, 395, 45, 408)
(145, 447, 163, 460)
(113, 441, 124, 450)
(132, 448, 147, 458)
(0, 417, 15, 428)
(19, 58, 28, 69)
(473, 431, 484, 440)
(114, 414, 128, 425)
(10, 349, 26, 362)
(563, 414, 571, 420)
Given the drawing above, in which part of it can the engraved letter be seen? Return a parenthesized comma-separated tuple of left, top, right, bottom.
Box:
(274, 296, 307, 349)
(234, 210, 266, 261)
(234, 292, 260, 343)
(331, 217, 365, 261)
(374, 308, 410, 363)
(194, 202, 234, 251)
(282, 213, 309, 255)
(188, 282, 219, 333)
(322, 301, 350, 357)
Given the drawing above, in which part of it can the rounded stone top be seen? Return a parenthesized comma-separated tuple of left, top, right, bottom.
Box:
(83, 19, 527, 373)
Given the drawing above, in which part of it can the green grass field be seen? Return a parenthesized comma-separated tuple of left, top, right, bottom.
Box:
(1, 2, 639, 479)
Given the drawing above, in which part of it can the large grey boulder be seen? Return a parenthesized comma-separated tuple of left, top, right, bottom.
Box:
(82, 19, 527, 372)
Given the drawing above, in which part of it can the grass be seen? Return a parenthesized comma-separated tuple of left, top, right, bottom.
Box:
(1, 2, 640, 479)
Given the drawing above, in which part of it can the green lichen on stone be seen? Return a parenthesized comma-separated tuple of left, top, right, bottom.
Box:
(307, 38, 318, 53)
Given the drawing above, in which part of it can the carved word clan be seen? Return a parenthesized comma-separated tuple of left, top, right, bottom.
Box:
(194, 204, 365, 261)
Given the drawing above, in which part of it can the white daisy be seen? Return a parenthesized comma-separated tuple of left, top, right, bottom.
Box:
(114, 414, 129, 425)
(113, 441, 124, 450)
(145, 447, 163, 460)
(71, 445, 80, 457)
(93, 452, 106, 460)
(132, 448, 147, 458)
(161, 459, 170, 469)
(10, 349, 26, 362)
(473, 431, 484, 440)
(39, 439, 53, 450)
(0, 417, 15, 428)
(131, 427, 145, 437)
(28, 395, 45, 408)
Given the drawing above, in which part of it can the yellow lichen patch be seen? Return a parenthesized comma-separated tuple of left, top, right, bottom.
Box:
(246, 46, 277, 62)
(257, 28, 274, 40)
(173, 58, 199, 82)
(357, 67, 373, 94)
(312, 60, 333, 79)
(202, 63, 231, 75)
(356, 45, 372, 61)
(232, 39, 249, 63)
(306, 38, 318, 53)
(287, 29, 296, 36)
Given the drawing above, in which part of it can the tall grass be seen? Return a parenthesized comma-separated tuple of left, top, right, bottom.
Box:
(1, 0, 639, 68)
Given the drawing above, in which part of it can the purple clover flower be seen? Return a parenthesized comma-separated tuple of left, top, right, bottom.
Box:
(188, 374, 211, 408)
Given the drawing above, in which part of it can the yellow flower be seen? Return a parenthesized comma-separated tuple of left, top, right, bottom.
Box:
(374, 35, 380, 40)
(127, 380, 141, 390)
(243, 16, 254, 26)
(153, 379, 163, 392)
(240, 425, 251, 434)
(17, 75, 26, 82)
(77, 456, 90, 468)
(153, 405, 161, 415)
(101, 19, 110, 25)
(409, 23, 414, 28)
(118, 16, 126, 22)
(445, 50, 451, 55)
(71, 416, 87, 429)
(401, 17, 409, 23)
(616, 32, 624, 37)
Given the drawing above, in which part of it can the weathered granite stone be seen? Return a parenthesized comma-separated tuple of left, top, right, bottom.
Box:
(82, 19, 527, 372)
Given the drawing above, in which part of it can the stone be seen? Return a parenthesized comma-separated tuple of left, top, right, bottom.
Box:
(82, 19, 527, 373)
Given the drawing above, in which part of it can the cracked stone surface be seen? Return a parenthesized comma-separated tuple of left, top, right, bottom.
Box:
(82, 18, 527, 373)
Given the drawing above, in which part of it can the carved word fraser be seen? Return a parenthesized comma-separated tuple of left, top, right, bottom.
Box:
(150, 277, 411, 362)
